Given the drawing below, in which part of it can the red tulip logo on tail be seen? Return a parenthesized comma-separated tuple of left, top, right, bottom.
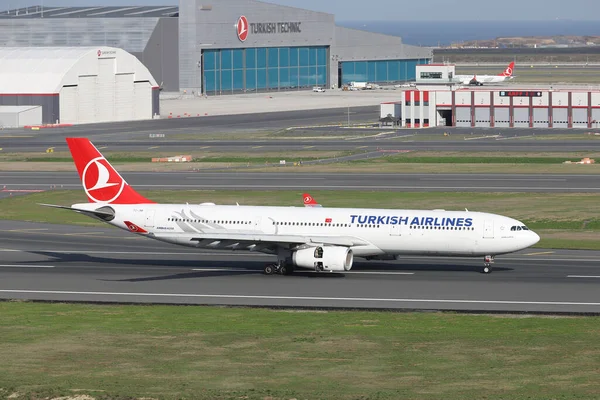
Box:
(83, 157, 125, 203)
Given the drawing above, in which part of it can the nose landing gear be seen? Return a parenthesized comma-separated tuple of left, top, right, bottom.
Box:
(482, 255, 494, 274)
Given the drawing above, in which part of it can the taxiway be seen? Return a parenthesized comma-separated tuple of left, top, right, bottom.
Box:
(0, 221, 599, 314)
(2, 171, 600, 193)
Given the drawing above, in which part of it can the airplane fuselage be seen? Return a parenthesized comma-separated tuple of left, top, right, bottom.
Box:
(76, 203, 539, 258)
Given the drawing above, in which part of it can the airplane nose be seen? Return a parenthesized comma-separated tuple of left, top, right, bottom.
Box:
(530, 231, 540, 246)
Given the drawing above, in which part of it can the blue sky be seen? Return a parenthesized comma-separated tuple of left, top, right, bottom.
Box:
(7, 0, 600, 21)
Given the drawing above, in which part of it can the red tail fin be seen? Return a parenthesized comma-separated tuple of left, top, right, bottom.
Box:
(303, 193, 321, 207)
(499, 62, 515, 77)
(66, 138, 154, 204)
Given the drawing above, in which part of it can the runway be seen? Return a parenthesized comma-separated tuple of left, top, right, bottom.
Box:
(1, 108, 599, 153)
(0, 105, 377, 144)
(2, 171, 600, 193)
(1, 221, 599, 314)
(2, 137, 599, 153)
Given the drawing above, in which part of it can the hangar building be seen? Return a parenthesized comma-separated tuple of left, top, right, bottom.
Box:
(381, 88, 600, 129)
(0, 1, 432, 95)
(0, 47, 159, 125)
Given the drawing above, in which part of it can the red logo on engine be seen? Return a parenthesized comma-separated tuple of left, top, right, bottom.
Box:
(236, 15, 249, 42)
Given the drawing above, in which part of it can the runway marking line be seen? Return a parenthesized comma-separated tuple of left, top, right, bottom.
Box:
(62, 232, 106, 237)
(198, 146, 211, 149)
(525, 251, 555, 256)
(0, 265, 55, 268)
(346, 271, 415, 275)
(6, 228, 49, 232)
(568, 275, 600, 279)
(252, 146, 264, 149)
(0, 290, 599, 307)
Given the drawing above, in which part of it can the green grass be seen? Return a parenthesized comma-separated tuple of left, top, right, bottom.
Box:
(378, 156, 577, 164)
(3, 190, 600, 249)
(1, 302, 599, 400)
(1, 151, 357, 164)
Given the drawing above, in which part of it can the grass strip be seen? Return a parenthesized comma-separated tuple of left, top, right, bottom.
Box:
(1, 303, 599, 400)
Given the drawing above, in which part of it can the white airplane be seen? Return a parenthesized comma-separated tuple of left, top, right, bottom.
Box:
(44, 138, 539, 275)
(455, 62, 515, 86)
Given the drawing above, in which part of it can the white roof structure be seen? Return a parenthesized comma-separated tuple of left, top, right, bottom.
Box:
(0, 46, 157, 94)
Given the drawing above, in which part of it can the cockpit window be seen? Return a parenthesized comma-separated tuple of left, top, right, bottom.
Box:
(511, 225, 529, 231)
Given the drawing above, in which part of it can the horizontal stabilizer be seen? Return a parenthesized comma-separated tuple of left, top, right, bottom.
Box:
(39, 204, 115, 221)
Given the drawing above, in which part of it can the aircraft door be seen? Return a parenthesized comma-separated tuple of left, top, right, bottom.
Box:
(254, 216, 276, 234)
(389, 224, 402, 236)
(483, 220, 494, 239)
(144, 209, 155, 228)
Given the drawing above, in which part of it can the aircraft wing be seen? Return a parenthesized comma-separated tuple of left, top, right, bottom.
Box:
(151, 232, 369, 250)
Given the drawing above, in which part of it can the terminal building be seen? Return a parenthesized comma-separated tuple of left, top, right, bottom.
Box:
(381, 88, 600, 129)
(0, 0, 432, 95)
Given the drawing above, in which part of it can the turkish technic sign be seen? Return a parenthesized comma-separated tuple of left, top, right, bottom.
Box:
(236, 15, 302, 42)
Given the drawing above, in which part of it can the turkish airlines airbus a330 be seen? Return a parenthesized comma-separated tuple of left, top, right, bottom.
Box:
(44, 138, 540, 275)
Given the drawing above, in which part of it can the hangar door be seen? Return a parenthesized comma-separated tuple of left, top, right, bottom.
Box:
(96, 58, 116, 123)
(77, 76, 97, 124)
(533, 108, 549, 128)
(474, 108, 490, 127)
(553, 108, 568, 128)
(495, 108, 510, 127)
(455, 107, 471, 127)
(572, 109, 588, 128)
(592, 109, 600, 126)
(513, 108, 529, 127)
(115, 74, 135, 122)
(59, 85, 78, 124)
(133, 81, 152, 120)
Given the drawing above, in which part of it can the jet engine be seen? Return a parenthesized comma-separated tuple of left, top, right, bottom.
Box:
(292, 246, 353, 272)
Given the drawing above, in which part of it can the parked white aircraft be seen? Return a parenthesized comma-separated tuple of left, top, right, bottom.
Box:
(44, 138, 539, 275)
(455, 62, 515, 86)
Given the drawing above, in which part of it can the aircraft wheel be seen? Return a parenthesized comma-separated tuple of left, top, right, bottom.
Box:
(264, 264, 275, 275)
(280, 264, 294, 276)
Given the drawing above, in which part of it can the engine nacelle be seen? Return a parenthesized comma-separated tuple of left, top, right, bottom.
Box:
(292, 246, 353, 272)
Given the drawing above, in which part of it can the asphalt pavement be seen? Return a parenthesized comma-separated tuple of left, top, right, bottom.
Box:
(2, 171, 600, 193)
(1, 221, 599, 314)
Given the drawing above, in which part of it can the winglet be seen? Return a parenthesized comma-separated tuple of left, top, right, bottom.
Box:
(303, 193, 322, 207)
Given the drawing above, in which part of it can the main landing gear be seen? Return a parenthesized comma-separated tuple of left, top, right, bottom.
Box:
(263, 261, 295, 276)
(482, 255, 494, 274)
